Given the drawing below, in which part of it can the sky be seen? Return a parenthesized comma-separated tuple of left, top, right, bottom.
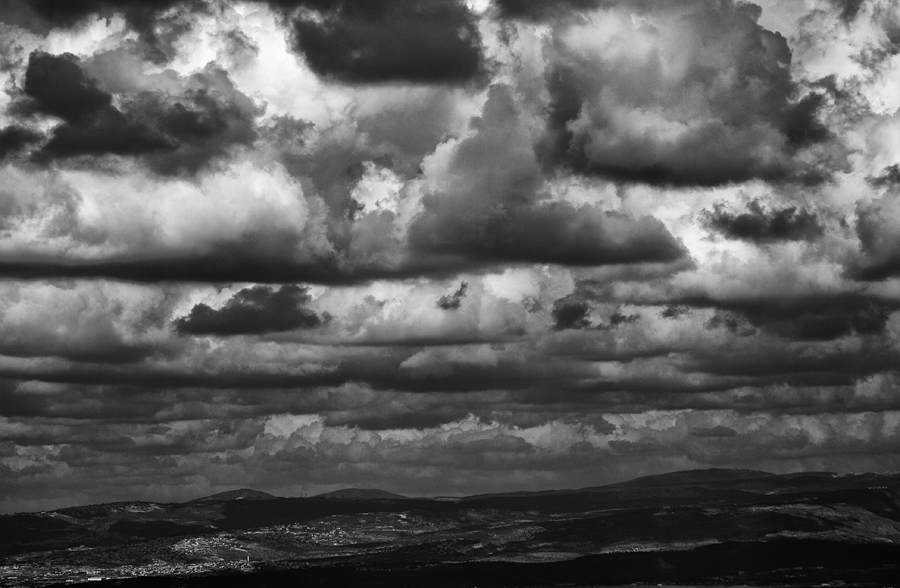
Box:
(0, 0, 898, 513)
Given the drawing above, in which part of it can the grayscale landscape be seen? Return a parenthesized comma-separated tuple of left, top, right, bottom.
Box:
(1, 0, 899, 586)
(3, 469, 898, 586)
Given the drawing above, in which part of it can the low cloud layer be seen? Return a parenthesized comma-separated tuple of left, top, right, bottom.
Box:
(1, 0, 898, 513)
(174, 285, 328, 335)
(701, 200, 824, 243)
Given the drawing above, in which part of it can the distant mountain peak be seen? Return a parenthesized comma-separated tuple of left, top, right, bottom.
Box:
(613, 467, 777, 488)
(314, 488, 408, 500)
(187, 488, 276, 503)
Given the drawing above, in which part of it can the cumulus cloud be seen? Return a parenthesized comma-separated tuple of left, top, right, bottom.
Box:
(0, 0, 205, 63)
(408, 85, 688, 267)
(538, 0, 837, 186)
(173, 284, 329, 336)
(18, 51, 259, 175)
(282, 0, 485, 85)
(0, 281, 176, 363)
(437, 281, 469, 310)
(0, 0, 897, 512)
(700, 199, 824, 243)
(868, 164, 900, 187)
(0, 125, 41, 160)
(551, 295, 592, 330)
(850, 192, 900, 280)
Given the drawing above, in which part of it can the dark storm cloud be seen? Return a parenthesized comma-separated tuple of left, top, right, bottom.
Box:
(700, 199, 824, 243)
(409, 86, 689, 267)
(129, 71, 260, 176)
(705, 310, 757, 337)
(867, 164, 900, 187)
(552, 296, 592, 330)
(427, 205, 688, 266)
(690, 425, 738, 438)
(538, 0, 836, 187)
(0, 126, 41, 160)
(782, 93, 832, 147)
(3, 375, 897, 437)
(608, 310, 640, 326)
(0, 250, 467, 285)
(549, 299, 639, 332)
(283, 0, 485, 85)
(849, 194, 900, 281)
(17, 51, 167, 160)
(696, 293, 898, 341)
(0, 359, 537, 393)
(174, 285, 328, 336)
(597, 377, 900, 414)
(0, 337, 152, 364)
(0, 379, 506, 431)
(0, 0, 204, 63)
(683, 344, 899, 385)
(20, 52, 112, 123)
(437, 282, 468, 310)
(18, 52, 259, 175)
(661, 304, 691, 319)
(827, 0, 865, 23)
(3, 347, 745, 396)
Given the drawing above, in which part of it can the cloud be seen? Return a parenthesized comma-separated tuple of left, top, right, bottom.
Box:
(0, 0, 204, 63)
(690, 292, 899, 341)
(494, 0, 604, 22)
(283, 0, 485, 85)
(850, 192, 900, 280)
(1, 0, 898, 513)
(21, 51, 113, 123)
(552, 295, 592, 330)
(0, 159, 326, 284)
(690, 425, 738, 438)
(538, 0, 836, 186)
(828, 0, 865, 23)
(0, 281, 177, 363)
(437, 281, 468, 310)
(700, 199, 825, 243)
(409, 85, 688, 267)
(0, 126, 41, 160)
(609, 310, 640, 326)
(19, 51, 260, 175)
(661, 304, 691, 319)
(867, 164, 900, 187)
(174, 285, 328, 336)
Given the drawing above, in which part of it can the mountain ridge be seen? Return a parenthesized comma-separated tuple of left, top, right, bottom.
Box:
(187, 488, 277, 503)
(9, 468, 895, 514)
(313, 488, 408, 500)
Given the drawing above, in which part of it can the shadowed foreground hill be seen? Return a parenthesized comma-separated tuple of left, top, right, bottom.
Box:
(2, 469, 898, 587)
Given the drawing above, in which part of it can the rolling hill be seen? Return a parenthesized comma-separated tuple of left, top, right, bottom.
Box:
(2, 469, 897, 587)
(313, 488, 408, 500)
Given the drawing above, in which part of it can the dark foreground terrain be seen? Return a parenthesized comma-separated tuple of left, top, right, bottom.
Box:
(3, 469, 898, 587)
